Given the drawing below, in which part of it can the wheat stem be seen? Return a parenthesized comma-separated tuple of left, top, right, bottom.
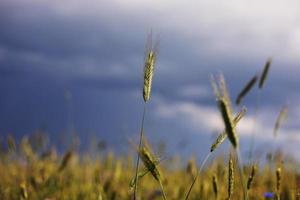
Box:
(236, 149, 247, 200)
(184, 152, 212, 200)
(159, 179, 168, 200)
(133, 104, 147, 200)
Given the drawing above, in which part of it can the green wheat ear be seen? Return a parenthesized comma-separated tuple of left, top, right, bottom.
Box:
(228, 155, 234, 200)
(210, 107, 246, 152)
(143, 50, 155, 102)
(143, 33, 159, 103)
(247, 164, 257, 190)
(212, 75, 239, 148)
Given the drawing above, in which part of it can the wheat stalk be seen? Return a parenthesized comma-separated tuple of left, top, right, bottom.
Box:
(133, 32, 159, 200)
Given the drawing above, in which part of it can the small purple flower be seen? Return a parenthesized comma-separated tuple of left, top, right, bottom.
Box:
(264, 192, 274, 199)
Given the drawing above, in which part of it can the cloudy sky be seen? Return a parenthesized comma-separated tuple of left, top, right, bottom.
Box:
(1, 0, 300, 160)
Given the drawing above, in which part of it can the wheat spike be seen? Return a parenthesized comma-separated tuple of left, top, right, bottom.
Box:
(259, 58, 271, 89)
(247, 164, 257, 190)
(236, 75, 258, 105)
(219, 74, 233, 110)
(20, 183, 28, 199)
(212, 174, 218, 198)
(7, 134, 16, 153)
(274, 106, 288, 137)
(138, 146, 161, 182)
(211, 75, 239, 148)
(276, 167, 281, 192)
(58, 151, 73, 172)
(138, 144, 167, 200)
(130, 158, 162, 188)
(143, 51, 155, 102)
(218, 98, 238, 148)
(276, 167, 281, 200)
(143, 33, 158, 102)
(211, 107, 246, 152)
(228, 155, 234, 200)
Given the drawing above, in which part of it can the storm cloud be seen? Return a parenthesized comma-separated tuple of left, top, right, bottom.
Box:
(0, 0, 300, 159)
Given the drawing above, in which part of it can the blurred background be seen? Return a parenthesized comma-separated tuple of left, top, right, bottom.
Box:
(0, 0, 300, 161)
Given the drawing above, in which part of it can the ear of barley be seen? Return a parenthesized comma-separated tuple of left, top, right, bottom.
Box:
(212, 174, 218, 198)
(228, 155, 234, 200)
(210, 74, 231, 105)
(276, 167, 281, 200)
(218, 98, 238, 148)
(20, 183, 28, 199)
(143, 33, 158, 103)
(130, 158, 162, 188)
(210, 107, 246, 152)
(247, 164, 257, 190)
(234, 107, 247, 123)
(236, 75, 258, 105)
(210, 132, 227, 153)
(138, 145, 167, 200)
(211, 75, 238, 148)
(259, 58, 272, 89)
(143, 50, 155, 102)
(58, 151, 73, 172)
(219, 74, 232, 108)
(7, 134, 16, 153)
(274, 106, 288, 137)
(276, 167, 281, 191)
(138, 146, 161, 182)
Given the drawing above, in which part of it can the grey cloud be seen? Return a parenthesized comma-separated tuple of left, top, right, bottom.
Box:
(0, 0, 300, 159)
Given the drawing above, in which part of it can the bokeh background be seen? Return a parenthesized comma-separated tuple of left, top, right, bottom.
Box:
(1, 0, 300, 161)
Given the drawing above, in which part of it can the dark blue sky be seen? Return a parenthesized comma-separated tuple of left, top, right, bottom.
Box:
(0, 0, 300, 160)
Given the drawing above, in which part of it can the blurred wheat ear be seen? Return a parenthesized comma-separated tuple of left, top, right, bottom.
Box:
(58, 151, 73, 172)
(228, 155, 234, 200)
(259, 58, 272, 89)
(7, 134, 16, 153)
(273, 106, 288, 137)
(212, 174, 218, 199)
(236, 75, 258, 105)
(276, 167, 282, 200)
(247, 164, 257, 191)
